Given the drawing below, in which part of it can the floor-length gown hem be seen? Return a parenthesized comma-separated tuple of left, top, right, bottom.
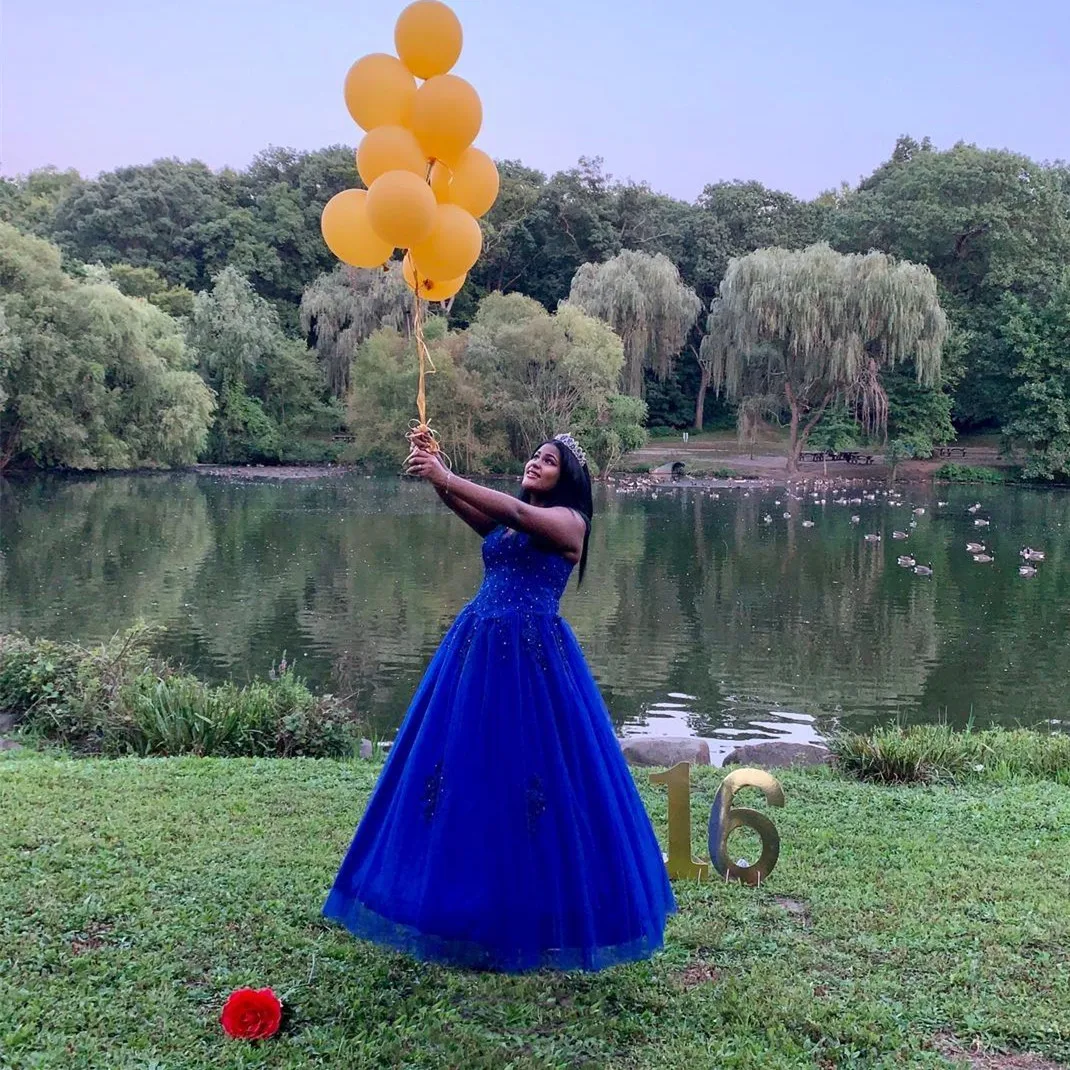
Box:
(323, 890, 676, 973)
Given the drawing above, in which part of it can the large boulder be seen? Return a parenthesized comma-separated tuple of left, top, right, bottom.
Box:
(621, 736, 711, 767)
(721, 741, 831, 769)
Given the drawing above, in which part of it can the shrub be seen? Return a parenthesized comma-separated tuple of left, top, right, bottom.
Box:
(933, 463, 1013, 484)
(0, 628, 363, 758)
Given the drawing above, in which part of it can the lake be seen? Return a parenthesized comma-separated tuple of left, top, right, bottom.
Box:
(1, 471, 1067, 760)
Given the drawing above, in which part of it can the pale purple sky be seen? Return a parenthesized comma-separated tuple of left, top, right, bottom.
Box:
(2, 0, 1067, 200)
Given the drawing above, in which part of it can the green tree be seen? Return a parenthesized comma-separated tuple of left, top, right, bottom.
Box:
(232, 145, 359, 319)
(828, 137, 1070, 429)
(108, 264, 197, 318)
(704, 243, 947, 473)
(568, 249, 702, 397)
(0, 167, 83, 236)
(0, 224, 213, 470)
(883, 363, 956, 445)
(884, 433, 934, 484)
(51, 159, 247, 292)
(191, 266, 337, 463)
(691, 180, 826, 301)
(577, 394, 648, 477)
(346, 317, 494, 470)
(462, 292, 626, 463)
(300, 262, 415, 397)
(808, 405, 862, 453)
(1000, 274, 1070, 479)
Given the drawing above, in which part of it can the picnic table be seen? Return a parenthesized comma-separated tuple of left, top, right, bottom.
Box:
(801, 450, 874, 465)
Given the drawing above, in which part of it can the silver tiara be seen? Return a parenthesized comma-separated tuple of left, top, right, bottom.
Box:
(554, 433, 589, 468)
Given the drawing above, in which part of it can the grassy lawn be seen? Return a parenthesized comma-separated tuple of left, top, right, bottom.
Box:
(2, 752, 1068, 1069)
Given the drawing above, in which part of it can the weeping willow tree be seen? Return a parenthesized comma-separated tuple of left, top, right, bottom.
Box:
(702, 243, 948, 472)
(300, 262, 417, 397)
(568, 250, 702, 397)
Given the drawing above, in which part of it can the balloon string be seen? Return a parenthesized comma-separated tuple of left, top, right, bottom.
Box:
(405, 277, 449, 466)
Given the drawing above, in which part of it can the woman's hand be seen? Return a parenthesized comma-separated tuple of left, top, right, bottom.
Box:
(404, 447, 449, 490)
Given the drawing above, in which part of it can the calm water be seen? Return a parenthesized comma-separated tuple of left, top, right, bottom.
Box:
(1, 472, 1068, 760)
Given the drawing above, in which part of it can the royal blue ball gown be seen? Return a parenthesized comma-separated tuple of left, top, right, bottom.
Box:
(323, 525, 676, 972)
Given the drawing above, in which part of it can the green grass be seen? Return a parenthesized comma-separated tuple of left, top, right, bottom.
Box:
(2, 754, 1069, 1068)
(831, 724, 1070, 786)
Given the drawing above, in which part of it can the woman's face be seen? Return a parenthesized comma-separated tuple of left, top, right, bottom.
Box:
(522, 443, 563, 495)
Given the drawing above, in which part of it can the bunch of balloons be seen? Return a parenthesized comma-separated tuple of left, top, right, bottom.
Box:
(320, 0, 499, 303)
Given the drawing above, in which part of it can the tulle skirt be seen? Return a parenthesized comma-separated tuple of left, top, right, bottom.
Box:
(322, 604, 676, 972)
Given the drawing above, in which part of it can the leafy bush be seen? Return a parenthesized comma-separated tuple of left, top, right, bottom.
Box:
(933, 463, 1013, 483)
(0, 628, 363, 758)
(831, 723, 1070, 785)
(690, 465, 739, 479)
(0, 627, 159, 745)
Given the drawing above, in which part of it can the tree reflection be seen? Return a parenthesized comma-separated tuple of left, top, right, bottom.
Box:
(2, 475, 1067, 740)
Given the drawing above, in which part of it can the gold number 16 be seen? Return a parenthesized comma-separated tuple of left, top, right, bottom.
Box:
(649, 762, 785, 886)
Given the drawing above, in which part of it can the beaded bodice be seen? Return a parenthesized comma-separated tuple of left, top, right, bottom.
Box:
(469, 526, 574, 618)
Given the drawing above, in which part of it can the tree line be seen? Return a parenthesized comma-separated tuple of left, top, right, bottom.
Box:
(2, 135, 1068, 477)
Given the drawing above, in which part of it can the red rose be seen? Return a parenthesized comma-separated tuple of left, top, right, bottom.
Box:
(220, 987, 282, 1040)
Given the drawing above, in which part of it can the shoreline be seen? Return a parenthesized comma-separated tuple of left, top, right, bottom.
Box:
(0, 454, 1055, 489)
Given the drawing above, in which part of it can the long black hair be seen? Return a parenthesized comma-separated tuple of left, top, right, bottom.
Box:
(520, 438, 594, 585)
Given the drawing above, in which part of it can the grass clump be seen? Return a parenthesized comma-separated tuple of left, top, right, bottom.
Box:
(830, 723, 1070, 785)
(0, 627, 362, 758)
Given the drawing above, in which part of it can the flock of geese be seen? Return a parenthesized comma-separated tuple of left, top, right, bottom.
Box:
(614, 476, 1049, 580)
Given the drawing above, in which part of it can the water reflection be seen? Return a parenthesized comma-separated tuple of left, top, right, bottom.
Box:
(2, 472, 1067, 751)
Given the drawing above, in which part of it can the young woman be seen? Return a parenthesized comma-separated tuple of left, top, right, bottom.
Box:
(322, 435, 675, 972)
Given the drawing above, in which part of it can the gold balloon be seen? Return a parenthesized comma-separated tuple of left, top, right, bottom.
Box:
(394, 0, 463, 80)
(365, 170, 438, 248)
(320, 189, 394, 269)
(410, 203, 482, 281)
(402, 254, 466, 301)
(428, 161, 452, 202)
(441, 147, 499, 218)
(356, 125, 428, 188)
(344, 53, 416, 131)
(409, 75, 482, 165)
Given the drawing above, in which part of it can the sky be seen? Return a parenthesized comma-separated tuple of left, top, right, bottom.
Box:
(2, 0, 1067, 201)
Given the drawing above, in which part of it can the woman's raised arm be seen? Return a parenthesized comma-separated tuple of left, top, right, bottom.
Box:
(405, 449, 585, 559)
